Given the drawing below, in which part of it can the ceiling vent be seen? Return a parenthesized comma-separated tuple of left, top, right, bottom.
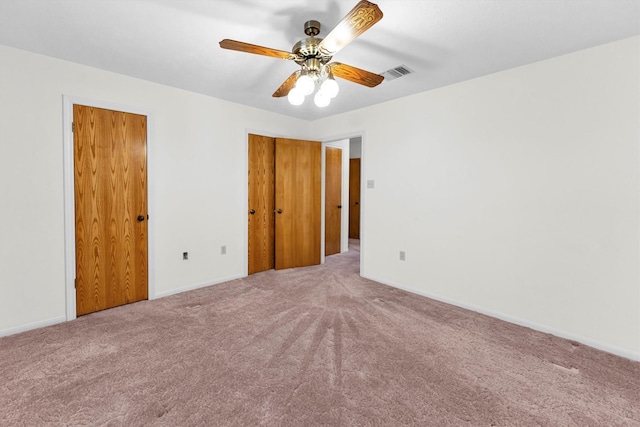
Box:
(381, 65, 414, 82)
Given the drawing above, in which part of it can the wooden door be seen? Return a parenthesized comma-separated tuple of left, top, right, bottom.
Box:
(349, 158, 361, 239)
(275, 138, 321, 269)
(248, 134, 275, 274)
(74, 105, 148, 316)
(325, 147, 342, 256)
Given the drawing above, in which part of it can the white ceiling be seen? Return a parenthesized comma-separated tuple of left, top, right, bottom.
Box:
(1, 0, 638, 121)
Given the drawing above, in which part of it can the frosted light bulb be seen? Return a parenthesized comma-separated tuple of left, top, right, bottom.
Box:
(314, 90, 330, 108)
(321, 78, 339, 98)
(295, 74, 315, 96)
(288, 88, 304, 106)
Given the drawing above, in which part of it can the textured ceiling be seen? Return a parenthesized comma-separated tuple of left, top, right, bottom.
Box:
(0, 0, 638, 121)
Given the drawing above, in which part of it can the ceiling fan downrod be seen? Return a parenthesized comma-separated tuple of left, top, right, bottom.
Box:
(304, 20, 321, 37)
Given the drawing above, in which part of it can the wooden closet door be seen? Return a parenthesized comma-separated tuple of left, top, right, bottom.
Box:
(325, 147, 342, 256)
(74, 104, 148, 315)
(248, 134, 275, 274)
(349, 158, 361, 239)
(275, 138, 321, 269)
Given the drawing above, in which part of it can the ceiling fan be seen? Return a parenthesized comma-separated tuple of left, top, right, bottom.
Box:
(219, 0, 384, 107)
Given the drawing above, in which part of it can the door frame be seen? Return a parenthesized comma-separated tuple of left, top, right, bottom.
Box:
(242, 130, 366, 273)
(62, 95, 156, 321)
(321, 132, 366, 274)
(322, 140, 349, 256)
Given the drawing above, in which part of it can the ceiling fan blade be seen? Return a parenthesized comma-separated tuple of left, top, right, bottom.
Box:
(328, 62, 384, 87)
(219, 39, 296, 60)
(318, 0, 383, 56)
(273, 71, 301, 97)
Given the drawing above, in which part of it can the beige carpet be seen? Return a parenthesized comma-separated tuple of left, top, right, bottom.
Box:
(1, 240, 639, 426)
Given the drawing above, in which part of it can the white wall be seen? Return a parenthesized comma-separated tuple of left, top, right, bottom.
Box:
(311, 36, 640, 360)
(0, 45, 311, 334)
(2, 37, 639, 361)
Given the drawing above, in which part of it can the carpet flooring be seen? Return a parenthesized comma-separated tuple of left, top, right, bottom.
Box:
(1, 240, 639, 426)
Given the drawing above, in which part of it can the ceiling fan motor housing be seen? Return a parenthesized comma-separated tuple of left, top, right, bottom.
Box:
(293, 20, 333, 67)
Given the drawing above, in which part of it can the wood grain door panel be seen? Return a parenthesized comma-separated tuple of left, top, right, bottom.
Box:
(275, 138, 321, 269)
(248, 134, 275, 274)
(349, 158, 361, 239)
(74, 104, 148, 316)
(325, 147, 342, 256)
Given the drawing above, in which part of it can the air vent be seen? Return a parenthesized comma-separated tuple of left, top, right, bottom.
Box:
(381, 64, 414, 82)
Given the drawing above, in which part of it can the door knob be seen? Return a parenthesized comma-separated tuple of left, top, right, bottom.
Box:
(249, 209, 256, 214)
(355, 202, 359, 205)
(137, 215, 145, 222)
(337, 205, 342, 209)
(275, 209, 283, 214)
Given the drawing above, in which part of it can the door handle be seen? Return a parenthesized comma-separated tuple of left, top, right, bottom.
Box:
(355, 202, 359, 205)
(137, 215, 145, 222)
(249, 209, 256, 214)
(275, 209, 283, 214)
(337, 205, 342, 209)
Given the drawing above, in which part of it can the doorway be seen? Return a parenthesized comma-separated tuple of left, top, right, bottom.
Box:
(63, 96, 155, 321)
(325, 146, 342, 256)
(349, 137, 362, 240)
(349, 158, 361, 239)
(73, 104, 148, 315)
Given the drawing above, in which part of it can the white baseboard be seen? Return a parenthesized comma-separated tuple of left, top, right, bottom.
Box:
(153, 273, 246, 299)
(362, 274, 640, 362)
(4, 275, 637, 362)
(0, 316, 66, 338)
(1, 275, 245, 338)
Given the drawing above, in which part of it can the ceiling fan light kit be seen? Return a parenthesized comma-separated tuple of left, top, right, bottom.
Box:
(314, 90, 331, 108)
(219, 0, 385, 108)
(287, 87, 305, 106)
(321, 72, 340, 98)
(291, 63, 340, 107)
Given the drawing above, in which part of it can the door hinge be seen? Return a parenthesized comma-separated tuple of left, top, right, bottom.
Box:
(74, 278, 77, 288)
(72, 122, 75, 132)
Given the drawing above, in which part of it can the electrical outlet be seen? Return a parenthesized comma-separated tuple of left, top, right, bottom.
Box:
(183, 252, 188, 260)
(221, 245, 226, 255)
(399, 251, 406, 261)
